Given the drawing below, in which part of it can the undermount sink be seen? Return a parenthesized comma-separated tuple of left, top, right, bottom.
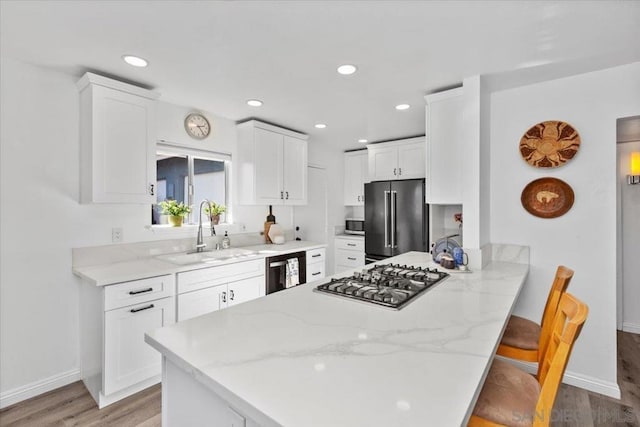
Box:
(156, 248, 259, 266)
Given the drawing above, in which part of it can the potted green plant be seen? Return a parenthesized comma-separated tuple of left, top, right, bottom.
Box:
(159, 200, 191, 227)
(204, 202, 226, 225)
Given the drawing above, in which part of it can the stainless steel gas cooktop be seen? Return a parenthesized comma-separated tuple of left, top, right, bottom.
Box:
(314, 263, 449, 310)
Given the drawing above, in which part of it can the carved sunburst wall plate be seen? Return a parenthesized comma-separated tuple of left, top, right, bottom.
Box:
(521, 177, 575, 218)
(519, 121, 581, 168)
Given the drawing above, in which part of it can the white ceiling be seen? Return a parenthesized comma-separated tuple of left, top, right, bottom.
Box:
(2, 1, 639, 150)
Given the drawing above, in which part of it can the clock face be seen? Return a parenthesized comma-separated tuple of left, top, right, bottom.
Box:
(184, 113, 211, 139)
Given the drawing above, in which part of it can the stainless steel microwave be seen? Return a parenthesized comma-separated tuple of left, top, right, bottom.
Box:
(345, 218, 365, 235)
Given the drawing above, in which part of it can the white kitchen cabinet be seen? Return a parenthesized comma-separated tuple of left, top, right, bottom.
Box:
(79, 274, 175, 408)
(104, 297, 174, 395)
(344, 150, 368, 205)
(306, 248, 326, 282)
(425, 87, 464, 204)
(237, 120, 308, 205)
(77, 72, 160, 204)
(176, 259, 265, 322)
(334, 236, 365, 273)
(367, 137, 425, 181)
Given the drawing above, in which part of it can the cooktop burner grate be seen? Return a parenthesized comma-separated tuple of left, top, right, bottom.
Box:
(314, 263, 449, 310)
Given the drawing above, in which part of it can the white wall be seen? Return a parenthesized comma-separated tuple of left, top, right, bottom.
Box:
(0, 58, 327, 404)
(617, 140, 640, 332)
(490, 63, 640, 396)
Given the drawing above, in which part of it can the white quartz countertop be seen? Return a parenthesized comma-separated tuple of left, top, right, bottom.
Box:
(73, 240, 326, 286)
(145, 251, 528, 427)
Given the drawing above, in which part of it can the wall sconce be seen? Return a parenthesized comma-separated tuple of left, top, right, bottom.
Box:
(629, 152, 640, 185)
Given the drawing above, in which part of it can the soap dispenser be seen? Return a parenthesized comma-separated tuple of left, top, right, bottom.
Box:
(222, 231, 231, 249)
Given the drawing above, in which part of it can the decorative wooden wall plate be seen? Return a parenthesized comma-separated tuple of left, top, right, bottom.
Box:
(521, 177, 574, 218)
(519, 121, 581, 168)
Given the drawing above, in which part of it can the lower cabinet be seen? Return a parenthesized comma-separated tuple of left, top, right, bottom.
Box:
(104, 297, 174, 395)
(334, 236, 365, 273)
(306, 248, 326, 282)
(79, 274, 175, 408)
(177, 275, 264, 322)
(176, 259, 266, 322)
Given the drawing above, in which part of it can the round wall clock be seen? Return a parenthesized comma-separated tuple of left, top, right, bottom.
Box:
(184, 113, 211, 140)
(519, 120, 581, 168)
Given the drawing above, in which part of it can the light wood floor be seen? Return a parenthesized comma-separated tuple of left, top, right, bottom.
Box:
(1, 331, 638, 426)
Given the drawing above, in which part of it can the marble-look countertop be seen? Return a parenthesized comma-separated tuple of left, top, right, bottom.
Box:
(73, 240, 326, 286)
(145, 251, 528, 427)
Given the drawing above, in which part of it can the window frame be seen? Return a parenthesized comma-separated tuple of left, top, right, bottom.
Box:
(155, 143, 231, 226)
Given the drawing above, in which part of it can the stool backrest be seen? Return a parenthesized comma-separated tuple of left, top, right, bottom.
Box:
(538, 266, 574, 364)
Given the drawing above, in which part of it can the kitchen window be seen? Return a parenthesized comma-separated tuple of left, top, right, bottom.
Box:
(152, 143, 230, 225)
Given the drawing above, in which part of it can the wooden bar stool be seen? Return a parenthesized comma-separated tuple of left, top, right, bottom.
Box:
(498, 266, 574, 363)
(469, 292, 588, 427)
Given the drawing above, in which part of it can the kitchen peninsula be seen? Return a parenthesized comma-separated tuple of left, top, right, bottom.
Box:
(145, 251, 529, 427)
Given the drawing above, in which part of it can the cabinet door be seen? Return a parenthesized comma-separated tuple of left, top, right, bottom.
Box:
(426, 93, 464, 204)
(228, 275, 263, 307)
(397, 140, 425, 179)
(254, 128, 284, 204)
(282, 136, 307, 205)
(104, 297, 174, 395)
(344, 151, 366, 206)
(90, 85, 156, 204)
(177, 284, 227, 322)
(368, 145, 398, 181)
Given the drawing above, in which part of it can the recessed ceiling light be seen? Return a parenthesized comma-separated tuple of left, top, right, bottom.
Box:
(315, 123, 327, 129)
(358, 139, 368, 143)
(247, 99, 263, 107)
(395, 104, 410, 111)
(122, 55, 148, 68)
(337, 64, 357, 75)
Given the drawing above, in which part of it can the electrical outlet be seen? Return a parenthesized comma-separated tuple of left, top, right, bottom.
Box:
(112, 227, 123, 243)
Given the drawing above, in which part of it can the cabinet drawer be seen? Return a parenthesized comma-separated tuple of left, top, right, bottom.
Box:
(104, 275, 175, 311)
(307, 262, 325, 282)
(306, 248, 325, 263)
(335, 249, 365, 268)
(177, 259, 265, 294)
(104, 296, 174, 395)
(335, 238, 364, 252)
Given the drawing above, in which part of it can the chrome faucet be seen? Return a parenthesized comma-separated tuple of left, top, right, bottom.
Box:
(196, 199, 217, 252)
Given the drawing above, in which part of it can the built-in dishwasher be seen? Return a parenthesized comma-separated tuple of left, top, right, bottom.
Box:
(265, 251, 306, 294)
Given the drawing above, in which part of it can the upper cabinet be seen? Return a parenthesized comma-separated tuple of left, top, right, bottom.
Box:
(367, 137, 425, 181)
(344, 150, 368, 206)
(77, 73, 160, 204)
(425, 87, 464, 204)
(237, 120, 308, 205)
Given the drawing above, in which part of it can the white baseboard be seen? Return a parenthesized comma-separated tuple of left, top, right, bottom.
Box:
(497, 356, 621, 399)
(622, 322, 640, 334)
(0, 369, 80, 409)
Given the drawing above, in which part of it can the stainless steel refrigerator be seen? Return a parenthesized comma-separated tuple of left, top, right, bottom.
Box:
(364, 179, 427, 262)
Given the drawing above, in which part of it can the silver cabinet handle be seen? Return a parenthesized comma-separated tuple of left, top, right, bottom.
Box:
(221, 291, 227, 303)
(357, 195, 361, 202)
(312, 272, 321, 276)
(347, 257, 357, 261)
(286, 191, 289, 200)
(347, 243, 356, 247)
(229, 290, 235, 301)
(129, 287, 153, 295)
(398, 168, 402, 175)
(312, 253, 321, 258)
(149, 183, 155, 196)
(393, 168, 397, 176)
(130, 304, 154, 313)
(280, 191, 284, 199)
(384, 190, 390, 248)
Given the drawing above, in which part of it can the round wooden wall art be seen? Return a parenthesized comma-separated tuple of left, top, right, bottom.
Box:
(521, 177, 574, 218)
(519, 121, 581, 168)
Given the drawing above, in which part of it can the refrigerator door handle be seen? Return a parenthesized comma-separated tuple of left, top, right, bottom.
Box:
(391, 190, 397, 248)
(384, 190, 390, 248)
